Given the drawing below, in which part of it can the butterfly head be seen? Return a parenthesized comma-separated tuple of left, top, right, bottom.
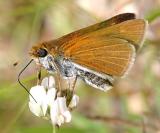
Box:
(29, 42, 56, 72)
(29, 42, 48, 57)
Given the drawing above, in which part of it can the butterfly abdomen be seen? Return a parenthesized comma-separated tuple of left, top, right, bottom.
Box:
(77, 69, 113, 91)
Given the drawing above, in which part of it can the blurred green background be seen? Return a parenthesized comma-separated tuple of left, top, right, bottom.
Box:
(0, 0, 160, 133)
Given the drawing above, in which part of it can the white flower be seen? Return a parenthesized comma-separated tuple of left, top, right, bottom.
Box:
(29, 76, 56, 118)
(50, 97, 71, 126)
(28, 76, 79, 126)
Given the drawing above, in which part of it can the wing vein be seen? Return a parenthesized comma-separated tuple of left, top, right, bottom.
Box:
(70, 43, 130, 55)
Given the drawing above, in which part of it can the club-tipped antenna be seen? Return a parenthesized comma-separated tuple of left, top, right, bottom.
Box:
(18, 59, 37, 103)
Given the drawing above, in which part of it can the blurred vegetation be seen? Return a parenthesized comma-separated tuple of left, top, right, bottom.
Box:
(0, 0, 160, 133)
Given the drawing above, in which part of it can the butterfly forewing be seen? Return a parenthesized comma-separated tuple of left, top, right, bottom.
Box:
(57, 19, 146, 77)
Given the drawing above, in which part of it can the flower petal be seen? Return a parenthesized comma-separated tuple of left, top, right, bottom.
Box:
(29, 85, 48, 116)
(63, 111, 72, 123)
(41, 99, 48, 116)
(29, 101, 44, 117)
(29, 85, 46, 103)
(50, 99, 59, 125)
(46, 87, 56, 106)
(41, 76, 55, 89)
(57, 115, 65, 126)
(58, 97, 68, 113)
(69, 95, 79, 108)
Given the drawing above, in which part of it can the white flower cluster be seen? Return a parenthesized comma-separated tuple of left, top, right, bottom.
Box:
(29, 76, 79, 126)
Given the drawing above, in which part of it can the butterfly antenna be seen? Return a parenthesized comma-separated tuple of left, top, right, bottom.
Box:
(18, 59, 37, 103)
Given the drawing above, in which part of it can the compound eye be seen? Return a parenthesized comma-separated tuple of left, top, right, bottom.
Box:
(37, 48, 48, 57)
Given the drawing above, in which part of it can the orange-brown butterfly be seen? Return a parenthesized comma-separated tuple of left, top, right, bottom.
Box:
(27, 13, 147, 92)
